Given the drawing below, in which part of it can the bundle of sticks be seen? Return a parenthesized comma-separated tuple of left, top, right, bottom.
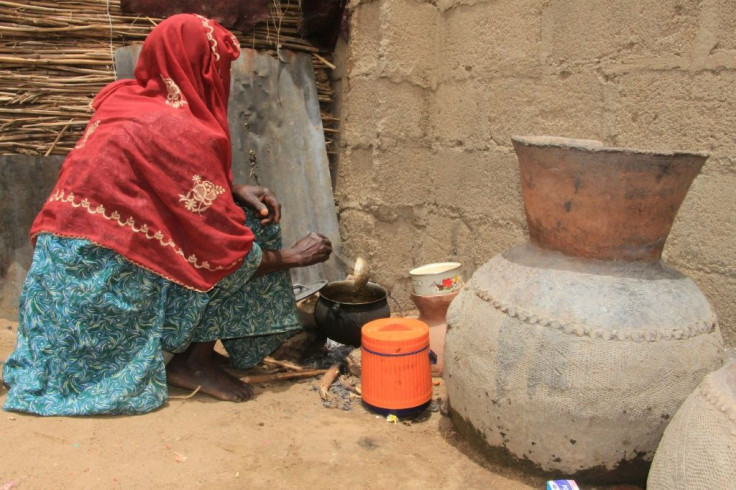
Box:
(242, 356, 329, 385)
(0, 0, 336, 156)
(246, 358, 348, 404)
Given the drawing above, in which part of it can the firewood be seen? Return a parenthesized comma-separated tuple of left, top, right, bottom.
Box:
(262, 356, 305, 372)
(239, 369, 326, 384)
(318, 362, 341, 400)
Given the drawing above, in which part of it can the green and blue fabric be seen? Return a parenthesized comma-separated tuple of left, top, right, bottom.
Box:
(1, 209, 300, 416)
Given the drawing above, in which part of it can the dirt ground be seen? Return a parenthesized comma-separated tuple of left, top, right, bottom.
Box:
(0, 317, 545, 490)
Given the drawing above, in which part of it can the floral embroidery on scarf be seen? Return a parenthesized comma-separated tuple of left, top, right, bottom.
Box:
(195, 14, 220, 62)
(75, 120, 100, 149)
(47, 189, 238, 272)
(161, 75, 187, 108)
(179, 175, 225, 215)
(230, 33, 240, 51)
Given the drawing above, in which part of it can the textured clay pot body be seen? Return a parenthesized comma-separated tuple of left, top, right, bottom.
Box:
(411, 290, 459, 377)
(444, 136, 724, 484)
(648, 360, 736, 489)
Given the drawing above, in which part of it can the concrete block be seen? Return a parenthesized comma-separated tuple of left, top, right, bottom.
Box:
(712, 0, 736, 51)
(441, 0, 542, 79)
(429, 80, 490, 150)
(613, 71, 736, 153)
(665, 167, 736, 277)
(337, 207, 377, 254)
(347, 1, 382, 77)
(342, 77, 429, 146)
(375, 79, 428, 141)
(409, 212, 463, 263)
(334, 147, 377, 203)
(374, 215, 421, 273)
(340, 77, 380, 147)
(379, 0, 440, 88)
(369, 144, 436, 206)
(427, 147, 522, 220)
(483, 73, 613, 146)
(463, 217, 528, 270)
(540, 0, 699, 63)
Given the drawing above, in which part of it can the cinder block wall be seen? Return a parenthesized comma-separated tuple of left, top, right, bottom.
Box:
(333, 0, 736, 346)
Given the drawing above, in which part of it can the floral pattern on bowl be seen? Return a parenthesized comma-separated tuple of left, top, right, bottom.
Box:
(434, 276, 461, 292)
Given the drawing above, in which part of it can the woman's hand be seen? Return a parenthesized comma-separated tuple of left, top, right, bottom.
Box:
(289, 232, 333, 267)
(232, 184, 281, 225)
(255, 232, 333, 277)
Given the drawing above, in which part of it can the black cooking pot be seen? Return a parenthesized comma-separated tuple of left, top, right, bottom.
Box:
(314, 280, 390, 347)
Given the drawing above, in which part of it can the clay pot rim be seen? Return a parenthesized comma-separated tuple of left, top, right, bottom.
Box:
(511, 135, 709, 159)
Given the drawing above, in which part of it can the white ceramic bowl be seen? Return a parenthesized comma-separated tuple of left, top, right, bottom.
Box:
(409, 262, 463, 296)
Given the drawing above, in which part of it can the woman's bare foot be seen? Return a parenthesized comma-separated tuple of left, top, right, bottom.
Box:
(212, 351, 231, 367)
(166, 341, 254, 402)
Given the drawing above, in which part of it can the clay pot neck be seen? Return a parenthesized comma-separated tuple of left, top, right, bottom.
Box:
(512, 136, 708, 262)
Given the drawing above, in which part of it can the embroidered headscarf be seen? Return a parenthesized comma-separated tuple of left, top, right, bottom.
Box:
(31, 14, 253, 291)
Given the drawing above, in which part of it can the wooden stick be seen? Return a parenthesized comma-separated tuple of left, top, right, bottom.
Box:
(44, 119, 70, 156)
(313, 53, 336, 70)
(168, 385, 202, 400)
(262, 356, 305, 372)
(318, 363, 342, 400)
(345, 384, 361, 395)
(240, 369, 326, 384)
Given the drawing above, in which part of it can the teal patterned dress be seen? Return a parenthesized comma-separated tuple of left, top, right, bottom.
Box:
(1, 210, 301, 416)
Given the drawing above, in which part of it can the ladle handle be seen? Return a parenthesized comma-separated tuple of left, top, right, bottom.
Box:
(332, 251, 355, 270)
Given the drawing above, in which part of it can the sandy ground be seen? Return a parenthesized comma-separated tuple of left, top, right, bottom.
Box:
(0, 317, 543, 490)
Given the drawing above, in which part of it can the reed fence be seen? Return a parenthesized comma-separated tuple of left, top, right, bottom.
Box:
(0, 0, 336, 156)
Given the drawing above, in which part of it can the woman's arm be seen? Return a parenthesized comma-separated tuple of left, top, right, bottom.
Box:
(255, 232, 332, 277)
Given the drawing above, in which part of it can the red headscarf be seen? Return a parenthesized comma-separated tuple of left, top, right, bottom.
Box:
(31, 14, 254, 291)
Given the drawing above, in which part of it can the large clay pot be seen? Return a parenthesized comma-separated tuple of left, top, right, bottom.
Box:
(647, 360, 736, 489)
(444, 136, 724, 484)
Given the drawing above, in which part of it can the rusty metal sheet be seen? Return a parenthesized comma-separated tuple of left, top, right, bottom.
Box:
(229, 49, 344, 285)
(113, 44, 141, 81)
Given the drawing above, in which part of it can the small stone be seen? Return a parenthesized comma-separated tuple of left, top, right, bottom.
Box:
(346, 348, 362, 377)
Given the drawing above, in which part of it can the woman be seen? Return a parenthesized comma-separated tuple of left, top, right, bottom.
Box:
(1, 14, 332, 415)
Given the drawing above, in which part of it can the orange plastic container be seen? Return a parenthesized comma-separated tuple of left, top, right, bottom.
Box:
(361, 318, 433, 415)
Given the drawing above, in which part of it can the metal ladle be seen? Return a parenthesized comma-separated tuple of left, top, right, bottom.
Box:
(352, 256, 370, 291)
